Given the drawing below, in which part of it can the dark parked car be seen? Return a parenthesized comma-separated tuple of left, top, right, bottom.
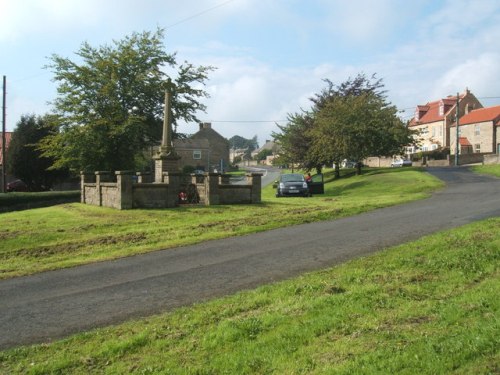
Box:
(276, 173, 310, 197)
(6, 179, 28, 192)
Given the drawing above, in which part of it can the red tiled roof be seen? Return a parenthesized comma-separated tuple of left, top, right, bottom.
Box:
(0, 132, 13, 165)
(457, 105, 500, 126)
(459, 137, 472, 146)
(409, 97, 458, 126)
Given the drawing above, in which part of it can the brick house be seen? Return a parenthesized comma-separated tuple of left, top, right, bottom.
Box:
(174, 123, 230, 172)
(449, 105, 500, 155)
(408, 89, 482, 154)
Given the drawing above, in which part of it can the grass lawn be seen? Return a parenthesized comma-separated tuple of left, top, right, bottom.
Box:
(0, 168, 443, 279)
(1, 217, 498, 374)
(470, 164, 500, 178)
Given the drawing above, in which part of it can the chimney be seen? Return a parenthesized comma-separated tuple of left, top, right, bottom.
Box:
(199, 122, 212, 130)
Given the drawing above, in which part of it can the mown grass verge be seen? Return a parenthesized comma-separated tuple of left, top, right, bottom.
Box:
(470, 164, 500, 178)
(0, 168, 442, 279)
(1, 217, 498, 374)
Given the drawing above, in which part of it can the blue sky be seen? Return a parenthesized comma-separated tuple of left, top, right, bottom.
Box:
(1, 0, 500, 145)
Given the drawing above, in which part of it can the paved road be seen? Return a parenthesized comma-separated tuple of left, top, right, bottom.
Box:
(1, 167, 499, 350)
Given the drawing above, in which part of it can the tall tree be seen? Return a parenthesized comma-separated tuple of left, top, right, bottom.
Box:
(7, 114, 67, 190)
(229, 135, 259, 151)
(41, 28, 214, 173)
(314, 91, 413, 175)
(272, 112, 321, 172)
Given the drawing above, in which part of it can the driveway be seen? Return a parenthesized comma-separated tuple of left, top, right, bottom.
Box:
(0, 167, 499, 350)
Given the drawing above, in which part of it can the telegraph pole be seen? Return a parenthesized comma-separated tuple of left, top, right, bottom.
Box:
(454, 92, 459, 166)
(2, 76, 6, 193)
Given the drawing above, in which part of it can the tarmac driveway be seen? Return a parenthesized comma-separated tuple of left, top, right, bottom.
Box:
(0, 167, 499, 350)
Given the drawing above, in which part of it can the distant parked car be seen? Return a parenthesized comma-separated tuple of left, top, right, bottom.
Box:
(276, 173, 310, 197)
(6, 179, 28, 192)
(391, 159, 412, 167)
(341, 159, 357, 168)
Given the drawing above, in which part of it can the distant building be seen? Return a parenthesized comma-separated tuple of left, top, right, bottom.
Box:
(450, 105, 500, 155)
(174, 123, 230, 172)
(408, 89, 482, 154)
(251, 139, 278, 165)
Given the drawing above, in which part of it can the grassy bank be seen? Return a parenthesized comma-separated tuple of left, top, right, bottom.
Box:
(0, 168, 442, 279)
(1, 217, 498, 374)
(470, 164, 500, 178)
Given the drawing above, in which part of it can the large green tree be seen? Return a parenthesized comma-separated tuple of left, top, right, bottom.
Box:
(313, 92, 412, 174)
(272, 112, 321, 172)
(229, 135, 258, 151)
(7, 114, 67, 190)
(275, 74, 413, 176)
(41, 28, 214, 172)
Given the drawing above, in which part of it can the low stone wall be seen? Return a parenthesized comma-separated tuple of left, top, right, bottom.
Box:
(363, 156, 392, 168)
(483, 154, 500, 165)
(81, 171, 262, 210)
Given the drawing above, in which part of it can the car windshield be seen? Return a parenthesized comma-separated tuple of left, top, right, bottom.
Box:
(281, 174, 304, 183)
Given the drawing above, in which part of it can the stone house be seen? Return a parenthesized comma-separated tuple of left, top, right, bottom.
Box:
(449, 105, 500, 155)
(174, 123, 230, 173)
(408, 89, 482, 154)
(251, 140, 278, 165)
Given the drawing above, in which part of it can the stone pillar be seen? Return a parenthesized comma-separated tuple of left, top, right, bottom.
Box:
(80, 171, 94, 204)
(95, 171, 112, 206)
(219, 174, 230, 184)
(154, 81, 181, 181)
(136, 172, 152, 184)
(247, 173, 262, 203)
(155, 156, 180, 182)
(204, 173, 220, 205)
(116, 171, 134, 209)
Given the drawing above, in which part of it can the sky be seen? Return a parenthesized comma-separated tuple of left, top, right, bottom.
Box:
(1, 0, 500, 146)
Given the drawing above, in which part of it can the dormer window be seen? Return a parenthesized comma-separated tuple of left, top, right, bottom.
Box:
(414, 108, 420, 121)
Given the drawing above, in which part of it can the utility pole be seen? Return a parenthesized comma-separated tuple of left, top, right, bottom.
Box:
(2, 75, 6, 193)
(454, 92, 460, 166)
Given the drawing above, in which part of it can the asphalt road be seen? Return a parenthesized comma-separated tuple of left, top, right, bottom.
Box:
(1, 167, 499, 350)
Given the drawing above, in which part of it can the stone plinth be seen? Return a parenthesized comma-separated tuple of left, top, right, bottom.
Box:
(154, 152, 181, 182)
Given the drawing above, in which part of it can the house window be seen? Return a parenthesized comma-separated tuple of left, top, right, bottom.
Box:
(439, 126, 443, 137)
(431, 144, 438, 150)
(475, 125, 480, 136)
(475, 144, 481, 153)
(193, 150, 202, 160)
(432, 126, 436, 137)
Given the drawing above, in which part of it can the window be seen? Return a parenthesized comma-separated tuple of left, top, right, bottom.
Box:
(432, 126, 436, 137)
(439, 126, 443, 137)
(475, 144, 481, 153)
(475, 124, 480, 136)
(431, 144, 438, 150)
(193, 150, 201, 160)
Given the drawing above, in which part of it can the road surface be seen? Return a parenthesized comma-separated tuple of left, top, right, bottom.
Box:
(0, 167, 499, 349)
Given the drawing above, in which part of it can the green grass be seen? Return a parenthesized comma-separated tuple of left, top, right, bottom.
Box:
(1, 217, 498, 374)
(0, 190, 79, 209)
(470, 164, 500, 178)
(0, 168, 443, 279)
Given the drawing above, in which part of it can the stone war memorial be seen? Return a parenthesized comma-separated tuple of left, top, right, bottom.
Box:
(80, 82, 262, 209)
